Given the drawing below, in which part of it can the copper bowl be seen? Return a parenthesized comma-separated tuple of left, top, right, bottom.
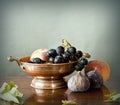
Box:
(8, 56, 77, 91)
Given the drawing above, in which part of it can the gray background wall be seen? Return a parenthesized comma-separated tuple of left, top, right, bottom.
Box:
(0, 0, 120, 78)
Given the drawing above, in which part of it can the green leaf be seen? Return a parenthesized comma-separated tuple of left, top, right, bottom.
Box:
(62, 100, 76, 105)
(0, 92, 20, 104)
(0, 81, 23, 104)
(1, 81, 17, 94)
(105, 92, 120, 103)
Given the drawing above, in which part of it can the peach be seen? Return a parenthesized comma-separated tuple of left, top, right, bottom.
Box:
(30, 49, 48, 61)
(85, 60, 110, 82)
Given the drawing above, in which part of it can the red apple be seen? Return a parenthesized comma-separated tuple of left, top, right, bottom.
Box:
(30, 48, 48, 61)
(85, 59, 110, 82)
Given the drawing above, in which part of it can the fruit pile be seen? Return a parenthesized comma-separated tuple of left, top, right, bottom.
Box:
(27, 39, 110, 92)
(68, 59, 110, 92)
(27, 39, 90, 65)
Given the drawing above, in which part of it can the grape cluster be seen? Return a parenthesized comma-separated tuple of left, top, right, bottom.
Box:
(46, 46, 83, 64)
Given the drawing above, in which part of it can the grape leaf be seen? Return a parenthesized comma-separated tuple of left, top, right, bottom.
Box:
(62, 100, 76, 105)
(105, 92, 120, 103)
(0, 81, 24, 104)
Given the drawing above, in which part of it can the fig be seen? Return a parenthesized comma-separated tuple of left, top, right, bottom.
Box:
(67, 71, 90, 92)
(87, 70, 103, 89)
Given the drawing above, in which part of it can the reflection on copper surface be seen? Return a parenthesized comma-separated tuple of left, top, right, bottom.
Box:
(24, 85, 110, 105)
(65, 85, 110, 105)
(24, 89, 68, 105)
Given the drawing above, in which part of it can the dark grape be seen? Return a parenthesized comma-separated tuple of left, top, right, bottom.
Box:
(76, 50, 83, 59)
(46, 49, 57, 58)
(27, 58, 46, 64)
(75, 63, 84, 71)
(56, 46, 64, 55)
(69, 55, 77, 62)
(67, 46, 76, 55)
(27, 60, 33, 63)
(54, 55, 64, 63)
(49, 57, 54, 63)
(62, 52, 70, 62)
(65, 51, 71, 57)
(79, 58, 88, 65)
(31, 58, 42, 64)
(41, 60, 46, 64)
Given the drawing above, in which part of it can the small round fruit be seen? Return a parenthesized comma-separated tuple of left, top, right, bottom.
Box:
(76, 50, 83, 59)
(62, 52, 70, 63)
(79, 58, 88, 65)
(49, 57, 54, 63)
(31, 58, 42, 64)
(54, 55, 64, 63)
(87, 70, 103, 89)
(46, 49, 57, 58)
(85, 60, 110, 82)
(69, 55, 77, 62)
(75, 63, 84, 71)
(67, 46, 76, 55)
(56, 46, 64, 55)
(27, 60, 33, 63)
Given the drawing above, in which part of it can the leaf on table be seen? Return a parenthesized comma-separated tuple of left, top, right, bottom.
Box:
(0, 81, 24, 104)
(0, 98, 20, 105)
(62, 100, 76, 105)
(104, 91, 120, 103)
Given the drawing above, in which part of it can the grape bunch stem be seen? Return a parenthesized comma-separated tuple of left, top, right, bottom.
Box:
(62, 39, 71, 51)
(62, 39, 91, 59)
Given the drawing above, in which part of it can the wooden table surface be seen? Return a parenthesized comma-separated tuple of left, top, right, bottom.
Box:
(0, 76, 120, 105)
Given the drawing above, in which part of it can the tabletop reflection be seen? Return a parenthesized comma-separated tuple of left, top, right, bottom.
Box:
(24, 85, 110, 105)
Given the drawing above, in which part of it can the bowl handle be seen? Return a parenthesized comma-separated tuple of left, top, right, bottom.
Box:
(7, 56, 25, 69)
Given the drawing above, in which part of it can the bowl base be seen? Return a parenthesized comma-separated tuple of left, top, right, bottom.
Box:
(31, 77, 67, 90)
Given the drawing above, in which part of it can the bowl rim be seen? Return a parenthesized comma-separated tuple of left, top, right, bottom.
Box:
(20, 56, 78, 66)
